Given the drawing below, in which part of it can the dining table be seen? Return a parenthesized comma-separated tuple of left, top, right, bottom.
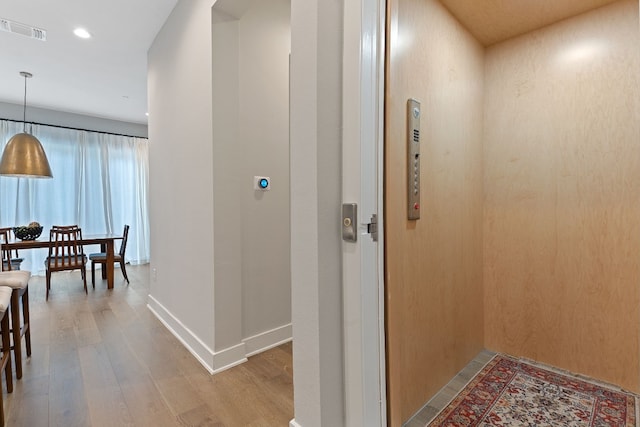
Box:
(3, 233, 123, 290)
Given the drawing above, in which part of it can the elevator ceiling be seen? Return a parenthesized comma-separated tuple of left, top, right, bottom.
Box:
(439, 0, 621, 45)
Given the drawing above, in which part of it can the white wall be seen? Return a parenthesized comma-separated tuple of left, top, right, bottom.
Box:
(211, 8, 243, 358)
(147, 0, 217, 369)
(211, 0, 292, 363)
(150, 0, 346, 422)
(0, 101, 148, 137)
(237, 0, 291, 351)
(290, 0, 346, 425)
(148, 0, 292, 374)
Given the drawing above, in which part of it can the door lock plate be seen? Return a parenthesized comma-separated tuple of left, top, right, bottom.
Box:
(342, 203, 357, 242)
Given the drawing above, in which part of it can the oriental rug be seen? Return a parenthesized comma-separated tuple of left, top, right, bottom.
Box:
(428, 354, 637, 426)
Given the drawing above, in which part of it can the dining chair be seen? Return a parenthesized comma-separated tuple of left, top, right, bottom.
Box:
(0, 228, 23, 271)
(90, 224, 130, 287)
(0, 285, 13, 427)
(45, 225, 88, 300)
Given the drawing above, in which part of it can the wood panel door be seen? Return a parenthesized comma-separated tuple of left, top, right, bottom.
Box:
(383, 0, 485, 425)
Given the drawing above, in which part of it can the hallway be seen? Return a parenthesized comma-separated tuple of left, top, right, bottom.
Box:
(3, 265, 293, 426)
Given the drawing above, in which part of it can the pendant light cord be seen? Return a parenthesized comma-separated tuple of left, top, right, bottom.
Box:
(22, 73, 27, 132)
(19, 71, 33, 133)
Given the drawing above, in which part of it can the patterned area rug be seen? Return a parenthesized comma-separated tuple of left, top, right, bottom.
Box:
(428, 354, 637, 426)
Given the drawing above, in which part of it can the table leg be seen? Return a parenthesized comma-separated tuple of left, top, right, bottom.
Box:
(106, 240, 114, 290)
(101, 243, 107, 279)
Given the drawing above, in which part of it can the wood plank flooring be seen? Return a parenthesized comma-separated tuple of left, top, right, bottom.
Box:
(3, 264, 293, 426)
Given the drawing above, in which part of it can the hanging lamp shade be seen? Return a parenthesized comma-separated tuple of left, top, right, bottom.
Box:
(0, 133, 53, 178)
(0, 71, 53, 178)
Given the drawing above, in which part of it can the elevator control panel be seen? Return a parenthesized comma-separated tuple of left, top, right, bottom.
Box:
(407, 98, 421, 220)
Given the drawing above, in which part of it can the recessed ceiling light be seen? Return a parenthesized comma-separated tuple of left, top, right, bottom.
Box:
(73, 28, 91, 39)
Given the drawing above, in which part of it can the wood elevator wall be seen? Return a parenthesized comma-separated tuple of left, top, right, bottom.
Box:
(483, 0, 640, 392)
(384, 0, 485, 425)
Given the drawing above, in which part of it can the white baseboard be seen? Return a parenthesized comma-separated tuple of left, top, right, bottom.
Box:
(147, 294, 292, 375)
(289, 419, 302, 427)
(243, 323, 292, 357)
(147, 294, 217, 373)
(212, 342, 248, 373)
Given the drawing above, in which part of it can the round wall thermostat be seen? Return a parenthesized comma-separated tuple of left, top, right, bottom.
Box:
(254, 176, 271, 191)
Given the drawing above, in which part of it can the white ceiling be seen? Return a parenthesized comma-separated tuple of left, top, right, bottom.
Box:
(0, 0, 179, 125)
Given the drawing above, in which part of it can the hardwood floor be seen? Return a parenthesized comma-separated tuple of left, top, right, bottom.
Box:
(3, 264, 293, 426)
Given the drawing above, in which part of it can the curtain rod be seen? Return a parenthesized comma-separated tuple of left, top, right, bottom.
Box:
(0, 117, 148, 139)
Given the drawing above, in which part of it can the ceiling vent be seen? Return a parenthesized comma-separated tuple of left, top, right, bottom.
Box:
(0, 18, 47, 41)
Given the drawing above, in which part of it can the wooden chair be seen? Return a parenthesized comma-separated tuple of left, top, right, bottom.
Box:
(90, 224, 130, 287)
(0, 271, 31, 380)
(0, 228, 23, 271)
(0, 286, 13, 427)
(45, 225, 87, 300)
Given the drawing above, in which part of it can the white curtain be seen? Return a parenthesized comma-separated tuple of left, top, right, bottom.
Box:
(0, 119, 150, 275)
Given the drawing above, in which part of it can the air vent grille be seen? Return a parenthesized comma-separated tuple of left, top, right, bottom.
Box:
(0, 18, 47, 41)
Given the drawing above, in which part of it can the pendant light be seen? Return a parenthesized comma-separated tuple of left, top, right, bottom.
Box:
(0, 71, 53, 178)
